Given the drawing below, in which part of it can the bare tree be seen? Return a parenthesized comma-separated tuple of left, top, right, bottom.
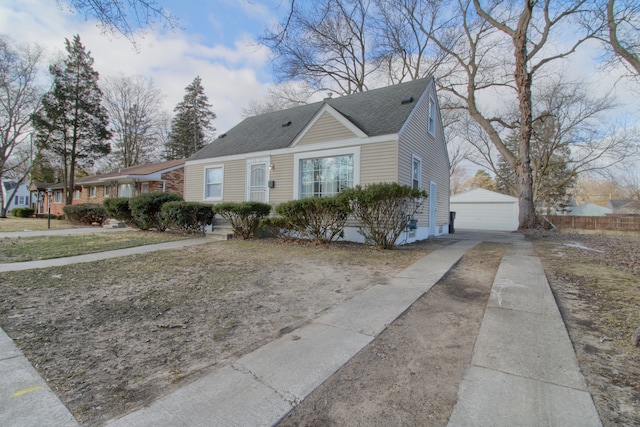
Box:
(242, 81, 315, 117)
(262, 0, 383, 95)
(0, 36, 43, 217)
(373, 0, 449, 84)
(463, 79, 635, 205)
(102, 74, 166, 168)
(584, 0, 640, 77)
(62, 0, 178, 48)
(399, 0, 596, 228)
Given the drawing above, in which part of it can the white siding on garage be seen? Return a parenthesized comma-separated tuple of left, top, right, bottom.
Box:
(450, 188, 519, 231)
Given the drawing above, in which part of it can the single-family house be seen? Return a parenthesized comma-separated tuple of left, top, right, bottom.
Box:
(184, 77, 450, 243)
(608, 199, 640, 215)
(28, 159, 185, 217)
(28, 182, 70, 216)
(1, 180, 33, 214)
(74, 158, 185, 203)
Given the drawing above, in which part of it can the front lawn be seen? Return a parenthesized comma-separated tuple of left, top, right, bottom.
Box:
(0, 232, 191, 263)
(0, 216, 74, 232)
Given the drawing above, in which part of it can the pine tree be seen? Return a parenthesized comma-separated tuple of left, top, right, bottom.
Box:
(495, 116, 576, 212)
(166, 76, 216, 160)
(32, 34, 111, 205)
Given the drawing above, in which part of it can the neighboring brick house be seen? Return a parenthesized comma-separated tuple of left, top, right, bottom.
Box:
(28, 182, 74, 216)
(75, 159, 185, 204)
(29, 159, 185, 216)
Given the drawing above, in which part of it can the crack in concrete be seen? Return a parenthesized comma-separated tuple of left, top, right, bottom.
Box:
(230, 363, 300, 408)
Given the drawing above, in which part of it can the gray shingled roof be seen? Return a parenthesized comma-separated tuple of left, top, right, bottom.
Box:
(188, 77, 433, 161)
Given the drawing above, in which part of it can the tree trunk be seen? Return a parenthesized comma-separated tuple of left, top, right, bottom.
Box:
(513, 2, 538, 229)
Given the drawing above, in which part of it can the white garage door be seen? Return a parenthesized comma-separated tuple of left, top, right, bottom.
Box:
(451, 202, 519, 231)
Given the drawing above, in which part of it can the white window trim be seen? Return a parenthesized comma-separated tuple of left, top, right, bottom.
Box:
(53, 191, 63, 204)
(412, 154, 422, 190)
(203, 165, 224, 201)
(293, 146, 360, 200)
(89, 186, 96, 198)
(428, 95, 436, 136)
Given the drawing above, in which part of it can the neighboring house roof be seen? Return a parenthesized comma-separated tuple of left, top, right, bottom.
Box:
(450, 188, 518, 204)
(76, 158, 185, 185)
(28, 182, 67, 192)
(568, 203, 612, 216)
(188, 77, 434, 161)
(607, 199, 640, 214)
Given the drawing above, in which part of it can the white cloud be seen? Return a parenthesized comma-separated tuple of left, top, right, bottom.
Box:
(0, 0, 274, 133)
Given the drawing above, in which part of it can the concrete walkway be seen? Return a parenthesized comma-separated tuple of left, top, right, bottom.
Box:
(0, 237, 214, 272)
(445, 232, 602, 427)
(0, 230, 602, 426)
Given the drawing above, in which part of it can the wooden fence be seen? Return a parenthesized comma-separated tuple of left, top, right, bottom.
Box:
(544, 215, 640, 231)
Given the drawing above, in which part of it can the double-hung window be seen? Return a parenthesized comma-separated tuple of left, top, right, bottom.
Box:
(89, 186, 97, 198)
(205, 167, 223, 200)
(118, 184, 133, 198)
(53, 191, 63, 204)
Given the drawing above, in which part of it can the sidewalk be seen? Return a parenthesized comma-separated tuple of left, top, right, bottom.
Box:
(0, 237, 214, 272)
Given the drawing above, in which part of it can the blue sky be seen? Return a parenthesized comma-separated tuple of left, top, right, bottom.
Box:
(0, 0, 287, 132)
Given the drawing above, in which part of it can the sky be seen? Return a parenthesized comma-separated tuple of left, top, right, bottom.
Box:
(0, 0, 287, 133)
(1, 0, 638, 176)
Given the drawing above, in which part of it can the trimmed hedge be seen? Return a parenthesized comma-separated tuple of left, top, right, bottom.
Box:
(103, 197, 134, 225)
(63, 203, 108, 225)
(129, 192, 184, 231)
(340, 183, 427, 249)
(275, 196, 351, 244)
(161, 201, 215, 234)
(12, 207, 35, 218)
(214, 201, 272, 239)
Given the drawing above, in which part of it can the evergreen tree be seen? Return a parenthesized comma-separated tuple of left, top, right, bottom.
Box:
(495, 115, 576, 212)
(30, 150, 58, 183)
(32, 34, 111, 205)
(166, 76, 216, 160)
(467, 170, 496, 192)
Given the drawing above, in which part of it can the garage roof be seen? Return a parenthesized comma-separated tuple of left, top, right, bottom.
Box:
(450, 188, 517, 204)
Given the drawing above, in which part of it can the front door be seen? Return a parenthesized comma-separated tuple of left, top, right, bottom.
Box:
(249, 162, 268, 203)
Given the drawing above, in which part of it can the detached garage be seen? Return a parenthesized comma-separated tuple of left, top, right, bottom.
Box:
(450, 188, 519, 231)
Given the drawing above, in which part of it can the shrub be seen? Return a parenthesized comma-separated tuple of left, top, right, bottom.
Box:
(12, 207, 34, 218)
(161, 201, 215, 235)
(275, 196, 352, 244)
(103, 197, 134, 225)
(129, 192, 184, 231)
(214, 201, 272, 239)
(63, 203, 108, 225)
(260, 216, 297, 240)
(341, 183, 427, 249)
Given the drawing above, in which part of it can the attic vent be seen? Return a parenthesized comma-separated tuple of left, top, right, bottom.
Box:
(218, 133, 227, 138)
(401, 96, 414, 104)
(282, 121, 292, 127)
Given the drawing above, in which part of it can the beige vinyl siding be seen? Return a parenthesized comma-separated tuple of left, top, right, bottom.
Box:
(360, 140, 398, 185)
(184, 163, 205, 202)
(221, 159, 245, 202)
(398, 83, 450, 226)
(296, 112, 356, 146)
(267, 153, 295, 206)
(184, 159, 246, 203)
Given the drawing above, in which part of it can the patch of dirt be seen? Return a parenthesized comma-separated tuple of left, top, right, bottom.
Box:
(531, 232, 640, 426)
(0, 238, 446, 426)
(278, 242, 507, 427)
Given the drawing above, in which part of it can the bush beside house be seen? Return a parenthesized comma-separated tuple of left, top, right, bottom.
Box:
(63, 204, 108, 225)
(128, 192, 184, 231)
(214, 202, 272, 239)
(161, 201, 215, 235)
